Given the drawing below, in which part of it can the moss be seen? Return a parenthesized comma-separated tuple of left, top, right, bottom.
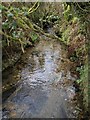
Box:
(76, 63, 88, 112)
(72, 17, 79, 24)
(61, 26, 71, 45)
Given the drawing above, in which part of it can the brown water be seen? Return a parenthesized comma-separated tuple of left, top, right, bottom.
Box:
(2, 37, 78, 118)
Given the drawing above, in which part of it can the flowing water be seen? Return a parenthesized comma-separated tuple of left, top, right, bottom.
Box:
(2, 35, 79, 118)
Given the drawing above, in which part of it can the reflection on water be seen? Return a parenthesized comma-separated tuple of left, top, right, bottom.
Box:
(2, 39, 78, 118)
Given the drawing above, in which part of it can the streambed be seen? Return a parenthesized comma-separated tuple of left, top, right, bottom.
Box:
(2, 35, 79, 118)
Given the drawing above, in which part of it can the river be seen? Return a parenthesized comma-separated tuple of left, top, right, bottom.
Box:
(2, 33, 79, 118)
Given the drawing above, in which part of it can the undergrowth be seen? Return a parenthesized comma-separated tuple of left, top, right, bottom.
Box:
(61, 2, 90, 117)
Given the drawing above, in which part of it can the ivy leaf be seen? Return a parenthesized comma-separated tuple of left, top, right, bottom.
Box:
(31, 33, 38, 42)
(76, 79, 82, 84)
(24, 12, 29, 16)
(7, 13, 14, 18)
(0, 4, 5, 11)
(13, 7, 20, 14)
(2, 22, 9, 29)
(12, 31, 18, 38)
(11, 21, 17, 30)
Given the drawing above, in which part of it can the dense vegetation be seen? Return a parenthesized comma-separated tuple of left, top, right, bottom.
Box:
(65, 2, 90, 117)
(1, 2, 90, 118)
(62, 2, 90, 117)
(1, 2, 63, 70)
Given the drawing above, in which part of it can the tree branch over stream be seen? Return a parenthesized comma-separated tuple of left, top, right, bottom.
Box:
(1, 2, 62, 53)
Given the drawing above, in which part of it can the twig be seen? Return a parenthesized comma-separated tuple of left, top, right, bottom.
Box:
(76, 3, 89, 13)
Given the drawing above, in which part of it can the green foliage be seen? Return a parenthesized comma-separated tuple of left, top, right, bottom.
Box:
(78, 23, 86, 35)
(61, 26, 71, 45)
(70, 53, 78, 62)
(30, 32, 38, 43)
(1, 2, 40, 52)
(72, 16, 79, 24)
(63, 4, 73, 21)
(76, 63, 88, 109)
(39, 14, 60, 28)
(0, 4, 6, 11)
(62, 2, 89, 113)
(46, 14, 59, 22)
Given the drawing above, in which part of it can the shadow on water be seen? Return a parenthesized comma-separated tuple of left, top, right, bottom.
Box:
(2, 86, 16, 103)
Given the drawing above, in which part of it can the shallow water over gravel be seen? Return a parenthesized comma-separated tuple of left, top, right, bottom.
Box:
(2, 38, 78, 118)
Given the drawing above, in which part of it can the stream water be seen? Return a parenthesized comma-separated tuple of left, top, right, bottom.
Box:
(2, 33, 79, 118)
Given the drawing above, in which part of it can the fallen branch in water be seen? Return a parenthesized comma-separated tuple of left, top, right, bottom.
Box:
(33, 23, 62, 41)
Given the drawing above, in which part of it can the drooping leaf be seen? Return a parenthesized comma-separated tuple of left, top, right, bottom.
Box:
(7, 13, 14, 18)
(2, 22, 9, 29)
(30, 32, 38, 42)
